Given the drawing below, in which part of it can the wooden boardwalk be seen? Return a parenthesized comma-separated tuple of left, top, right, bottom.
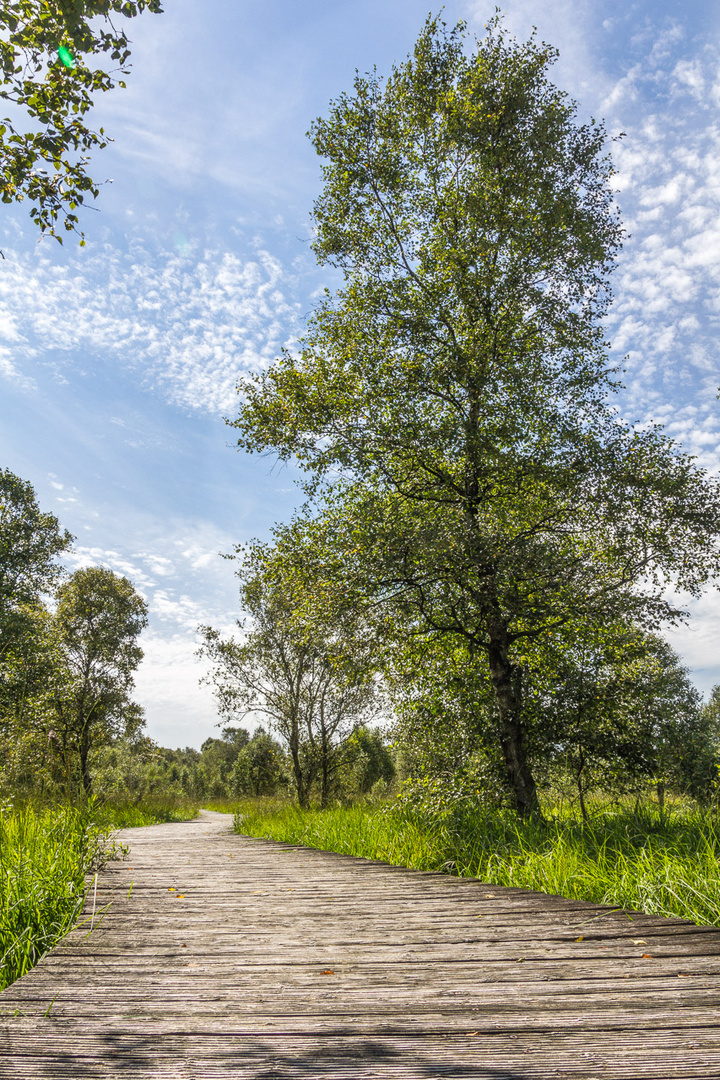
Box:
(2, 810, 720, 1078)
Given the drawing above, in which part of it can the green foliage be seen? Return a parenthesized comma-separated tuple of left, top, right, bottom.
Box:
(0, 467, 72, 654)
(389, 626, 716, 816)
(236, 795, 720, 926)
(388, 635, 508, 805)
(230, 726, 288, 797)
(703, 685, 720, 731)
(199, 541, 381, 808)
(525, 626, 715, 811)
(86, 731, 244, 803)
(199, 728, 250, 795)
(231, 17, 720, 817)
(0, 475, 154, 801)
(49, 566, 149, 795)
(0, 800, 112, 989)
(0, 0, 163, 244)
(339, 724, 396, 796)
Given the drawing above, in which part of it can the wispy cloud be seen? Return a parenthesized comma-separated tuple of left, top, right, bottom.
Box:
(133, 631, 221, 749)
(601, 35, 720, 472)
(0, 240, 302, 414)
(66, 523, 240, 629)
(63, 525, 241, 742)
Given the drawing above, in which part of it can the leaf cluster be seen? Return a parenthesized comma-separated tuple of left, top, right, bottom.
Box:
(0, 0, 163, 243)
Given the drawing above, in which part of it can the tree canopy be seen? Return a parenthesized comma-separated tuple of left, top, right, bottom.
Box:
(231, 17, 720, 817)
(199, 541, 380, 808)
(0, 466, 72, 654)
(51, 565, 148, 794)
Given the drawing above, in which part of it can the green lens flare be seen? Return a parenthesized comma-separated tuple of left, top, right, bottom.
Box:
(57, 46, 75, 69)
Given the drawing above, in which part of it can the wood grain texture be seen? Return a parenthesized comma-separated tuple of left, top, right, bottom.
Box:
(1, 809, 719, 1078)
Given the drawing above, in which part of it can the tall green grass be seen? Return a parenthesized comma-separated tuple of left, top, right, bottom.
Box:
(92, 794, 201, 829)
(235, 798, 720, 926)
(0, 795, 201, 991)
(0, 802, 112, 991)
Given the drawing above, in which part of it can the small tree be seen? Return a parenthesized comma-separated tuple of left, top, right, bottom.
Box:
(50, 566, 148, 795)
(0, 467, 72, 655)
(528, 627, 708, 815)
(230, 726, 287, 797)
(0, 470, 73, 792)
(199, 543, 379, 808)
(339, 725, 395, 799)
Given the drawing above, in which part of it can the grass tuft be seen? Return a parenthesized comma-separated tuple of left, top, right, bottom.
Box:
(92, 795, 201, 828)
(0, 802, 111, 990)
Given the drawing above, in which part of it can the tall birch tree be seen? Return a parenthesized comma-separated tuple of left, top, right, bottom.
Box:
(232, 18, 720, 816)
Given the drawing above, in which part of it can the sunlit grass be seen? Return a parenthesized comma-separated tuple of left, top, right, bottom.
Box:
(0, 802, 112, 990)
(235, 796, 720, 926)
(0, 794, 200, 990)
(202, 795, 292, 815)
(92, 794, 201, 828)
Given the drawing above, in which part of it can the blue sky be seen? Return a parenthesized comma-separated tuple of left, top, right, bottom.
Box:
(1, 0, 718, 748)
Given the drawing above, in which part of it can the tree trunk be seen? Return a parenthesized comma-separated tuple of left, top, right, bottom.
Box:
(290, 740, 309, 808)
(319, 708, 330, 810)
(486, 628, 541, 819)
(575, 744, 588, 824)
(656, 779, 666, 815)
(283, 702, 309, 808)
(79, 719, 93, 798)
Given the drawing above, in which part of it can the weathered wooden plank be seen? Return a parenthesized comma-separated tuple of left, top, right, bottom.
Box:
(2, 809, 720, 1078)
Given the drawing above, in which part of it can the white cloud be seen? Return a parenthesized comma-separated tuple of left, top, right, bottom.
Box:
(672, 57, 705, 101)
(0, 241, 302, 414)
(0, 346, 35, 389)
(59, 523, 241, 747)
(664, 588, 720, 698)
(593, 36, 720, 475)
(132, 631, 221, 749)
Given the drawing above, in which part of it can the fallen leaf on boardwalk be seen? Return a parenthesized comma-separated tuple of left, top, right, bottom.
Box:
(678, 973, 694, 977)
(575, 936, 584, 942)
(484, 894, 496, 898)
(631, 939, 647, 945)
(466, 1031, 479, 1036)
(475, 914, 484, 918)
(168, 887, 175, 892)
(641, 954, 653, 959)
(320, 969, 335, 975)
(177, 894, 185, 898)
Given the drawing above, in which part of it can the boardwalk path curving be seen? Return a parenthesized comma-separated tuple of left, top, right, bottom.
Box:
(2, 809, 720, 1078)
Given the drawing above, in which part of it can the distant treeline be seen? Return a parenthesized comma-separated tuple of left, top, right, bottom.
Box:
(90, 723, 396, 805)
